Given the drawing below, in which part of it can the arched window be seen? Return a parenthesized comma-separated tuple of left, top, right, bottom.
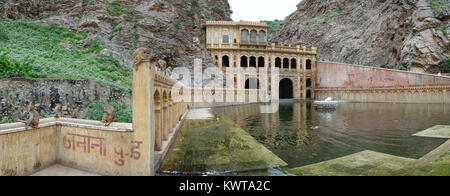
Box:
(222, 32, 229, 44)
(241, 29, 249, 43)
(250, 30, 257, 43)
(291, 58, 297, 69)
(258, 57, 265, 68)
(249, 56, 256, 67)
(275, 57, 281, 68)
(306, 59, 312, 70)
(259, 30, 266, 43)
(222, 56, 229, 67)
(283, 58, 289, 69)
(241, 56, 248, 67)
(306, 78, 312, 87)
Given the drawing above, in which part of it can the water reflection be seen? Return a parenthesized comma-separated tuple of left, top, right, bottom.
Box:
(213, 101, 449, 168)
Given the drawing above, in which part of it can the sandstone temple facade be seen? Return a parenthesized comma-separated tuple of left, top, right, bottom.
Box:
(205, 21, 318, 100)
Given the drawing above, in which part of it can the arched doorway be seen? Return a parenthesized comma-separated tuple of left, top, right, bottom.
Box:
(306, 89, 312, 99)
(222, 56, 229, 67)
(283, 58, 289, 69)
(275, 57, 281, 68)
(258, 57, 265, 68)
(245, 78, 260, 89)
(279, 78, 293, 99)
(306, 78, 312, 87)
(306, 59, 312, 70)
(291, 58, 297, 69)
(241, 56, 248, 67)
(249, 56, 256, 67)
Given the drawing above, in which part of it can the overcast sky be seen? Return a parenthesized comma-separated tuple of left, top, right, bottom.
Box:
(228, 0, 301, 21)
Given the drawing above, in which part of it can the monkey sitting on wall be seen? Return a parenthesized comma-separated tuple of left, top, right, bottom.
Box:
(11, 105, 26, 123)
(24, 105, 40, 129)
(70, 106, 80, 119)
(101, 105, 115, 127)
(53, 104, 63, 118)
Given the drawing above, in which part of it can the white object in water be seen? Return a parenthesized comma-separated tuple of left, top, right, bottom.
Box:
(314, 97, 338, 109)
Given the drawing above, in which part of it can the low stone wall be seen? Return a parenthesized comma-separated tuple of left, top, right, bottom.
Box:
(0, 118, 141, 176)
(316, 86, 450, 103)
(316, 62, 450, 88)
(0, 78, 131, 120)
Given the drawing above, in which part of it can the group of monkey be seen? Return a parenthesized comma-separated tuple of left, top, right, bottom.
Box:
(10, 103, 116, 129)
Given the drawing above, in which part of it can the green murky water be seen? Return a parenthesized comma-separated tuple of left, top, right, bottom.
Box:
(213, 101, 449, 169)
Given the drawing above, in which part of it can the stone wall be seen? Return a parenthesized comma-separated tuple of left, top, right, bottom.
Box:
(316, 62, 450, 89)
(0, 78, 131, 120)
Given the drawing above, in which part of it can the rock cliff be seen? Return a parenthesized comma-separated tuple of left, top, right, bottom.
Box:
(0, 0, 231, 69)
(271, 0, 449, 73)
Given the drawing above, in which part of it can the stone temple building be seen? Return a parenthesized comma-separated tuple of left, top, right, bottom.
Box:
(205, 21, 317, 99)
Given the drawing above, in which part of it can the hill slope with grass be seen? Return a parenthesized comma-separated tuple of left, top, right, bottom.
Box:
(0, 19, 132, 92)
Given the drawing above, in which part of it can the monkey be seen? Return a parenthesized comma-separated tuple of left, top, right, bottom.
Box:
(11, 106, 26, 123)
(53, 104, 63, 118)
(132, 47, 152, 71)
(157, 59, 167, 71)
(70, 106, 80, 119)
(101, 105, 115, 127)
(24, 105, 39, 129)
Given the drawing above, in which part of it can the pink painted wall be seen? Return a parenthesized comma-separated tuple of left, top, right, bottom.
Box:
(316, 62, 450, 88)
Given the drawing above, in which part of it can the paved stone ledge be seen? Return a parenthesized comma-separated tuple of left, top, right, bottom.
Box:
(0, 118, 133, 135)
(413, 125, 450, 139)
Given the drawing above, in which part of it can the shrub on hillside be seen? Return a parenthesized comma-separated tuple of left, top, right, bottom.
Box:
(0, 49, 39, 79)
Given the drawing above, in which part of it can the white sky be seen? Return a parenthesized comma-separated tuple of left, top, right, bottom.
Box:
(229, 0, 301, 21)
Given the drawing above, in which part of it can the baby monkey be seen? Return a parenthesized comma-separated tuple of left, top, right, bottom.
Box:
(101, 105, 115, 127)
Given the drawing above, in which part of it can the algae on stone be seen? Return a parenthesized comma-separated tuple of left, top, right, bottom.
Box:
(413, 125, 450, 139)
(160, 116, 287, 173)
(287, 150, 415, 176)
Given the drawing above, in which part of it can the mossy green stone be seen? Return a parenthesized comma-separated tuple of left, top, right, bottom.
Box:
(160, 116, 287, 173)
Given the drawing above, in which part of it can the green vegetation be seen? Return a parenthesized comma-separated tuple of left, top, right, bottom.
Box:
(1, 117, 12, 124)
(394, 65, 408, 71)
(107, 1, 126, 17)
(430, 0, 449, 12)
(434, 24, 449, 36)
(263, 20, 283, 39)
(86, 101, 132, 123)
(0, 18, 132, 92)
(0, 49, 39, 79)
(442, 58, 450, 70)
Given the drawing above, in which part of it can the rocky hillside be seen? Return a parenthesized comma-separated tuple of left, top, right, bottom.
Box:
(0, 0, 231, 69)
(271, 0, 449, 73)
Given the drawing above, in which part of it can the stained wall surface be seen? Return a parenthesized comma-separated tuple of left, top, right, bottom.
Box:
(316, 62, 450, 88)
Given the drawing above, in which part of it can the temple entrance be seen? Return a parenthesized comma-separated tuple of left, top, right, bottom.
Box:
(279, 78, 293, 99)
